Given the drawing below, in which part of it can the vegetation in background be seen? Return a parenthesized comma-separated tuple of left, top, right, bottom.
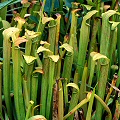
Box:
(1, 0, 120, 120)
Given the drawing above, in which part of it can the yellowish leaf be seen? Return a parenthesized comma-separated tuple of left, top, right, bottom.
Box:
(49, 55, 59, 62)
(37, 46, 51, 53)
(42, 17, 54, 24)
(60, 43, 73, 53)
(28, 115, 46, 120)
(90, 52, 108, 61)
(3, 27, 20, 39)
(14, 16, 26, 25)
(25, 29, 40, 39)
(23, 55, 36, 64)
(33, 69, 44, 74)
(66, 83, 79, 92)
(40, 40, 50, 45)
(40, 41, 50, 48)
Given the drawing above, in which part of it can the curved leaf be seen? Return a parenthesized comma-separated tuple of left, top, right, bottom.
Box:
(100, 10, 117, 57)
(25, 29, 41, 39)
(60, 43, 73, 53)
(82, 4, 93, 10)
(2, 27, 19, 40)
(37, 46, 51, 53)
(42, 17, 54, 24)
(28, 115, 46, 120)
(109, 21, 120, 30)
(40, 41, 50, 48)
(48, 55, 59, 62)
(33, 69, 44, 74)
(90, 52, 108, 61)
(84, 10, 98, 21)
(66, 83, 79, 92)
(23, 55, 36, 64)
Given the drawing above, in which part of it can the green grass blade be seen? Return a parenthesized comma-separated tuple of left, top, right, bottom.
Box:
(94, 94, 112, 120)
(86, 88, 95, 120)
(63, 92, 91, 120)
(79, 66, 88, 116)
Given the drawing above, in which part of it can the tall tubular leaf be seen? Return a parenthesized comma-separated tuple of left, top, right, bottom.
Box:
(100, 10, 117, 58)
(79, 66, 88, 116)
(88, 52, 108, 89)
(58, 79, 64, 120)
(77, 10, 98, 81)
(0, 17, 3, 48)
(109, 28, 118, 65)
(70, 9, 79, 64)
(31, 74, 38, 106)
(46, 55, 59, 119)
(89, 18, 99, 55)
(48, 20, 56, 53)
(95, 60, 109, 119)
(3, 28, 17, 120)
(55, 14, 61, 55)
(23, 54, 37, 108)
(23, 29, 40, 102)
(62, 9, 79, 108)
(37, 46, 51, 116)
(40, 58, 49, 116)
(62, 42, 73, 109)
(12, 40, 25, 120)
(117, 0, 120, 67)
(67, 72, 79, 120)
(89, 52, 109, 119)
(0, 69, 2, 116)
